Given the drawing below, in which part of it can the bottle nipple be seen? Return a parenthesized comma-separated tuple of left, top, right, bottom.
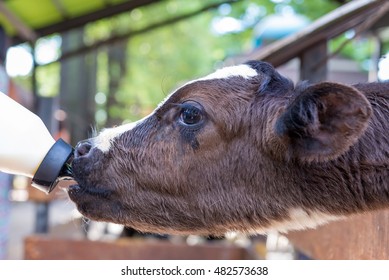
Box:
(31, 138, 74, 194)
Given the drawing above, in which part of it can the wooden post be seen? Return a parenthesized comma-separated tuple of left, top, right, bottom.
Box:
(60, 28, 97, 146)
(299, 40, 328, 83)
(368, 33, 383, 82)
(106, 40, 127, 127)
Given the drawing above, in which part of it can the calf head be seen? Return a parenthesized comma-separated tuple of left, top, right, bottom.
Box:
(69, 61, 374, 236)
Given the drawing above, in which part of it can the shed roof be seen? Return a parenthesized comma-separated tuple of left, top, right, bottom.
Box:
(0, 0, 161, 43)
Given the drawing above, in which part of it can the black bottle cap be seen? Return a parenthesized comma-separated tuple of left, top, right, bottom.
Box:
(31, 138, 74, 194)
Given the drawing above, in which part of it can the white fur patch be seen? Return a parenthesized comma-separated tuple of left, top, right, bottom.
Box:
(94, 119, 142, 152)
(197, 64, 258, 81)
(256, 208, 344, 234)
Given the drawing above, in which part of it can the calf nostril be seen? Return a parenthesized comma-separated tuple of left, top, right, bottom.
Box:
(75, 140, 92, 158)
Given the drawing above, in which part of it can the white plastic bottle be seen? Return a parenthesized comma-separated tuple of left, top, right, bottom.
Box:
(0, 92, 73, 193)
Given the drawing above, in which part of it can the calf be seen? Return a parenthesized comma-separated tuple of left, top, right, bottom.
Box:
(69, 61, 389, 236)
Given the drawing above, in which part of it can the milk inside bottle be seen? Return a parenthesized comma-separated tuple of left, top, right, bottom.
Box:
(0, 92, 73, 193)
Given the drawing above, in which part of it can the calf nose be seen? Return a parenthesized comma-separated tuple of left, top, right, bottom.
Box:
(74, 140, 92, 158)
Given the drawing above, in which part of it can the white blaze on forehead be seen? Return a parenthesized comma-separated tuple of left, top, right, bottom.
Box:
(196, 64, 257, 82)
(94, 119, 143, 152)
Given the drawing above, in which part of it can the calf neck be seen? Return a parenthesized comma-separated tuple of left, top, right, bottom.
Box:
(69, 61, 389, 236)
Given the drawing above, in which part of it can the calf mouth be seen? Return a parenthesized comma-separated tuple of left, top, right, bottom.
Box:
(68, 184, 113, 200)
(67, 148, 114, 202)
(67, 181, 120, 223)
(67, 169, 114, 207)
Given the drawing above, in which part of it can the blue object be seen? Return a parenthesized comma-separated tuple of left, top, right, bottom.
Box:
(253, 13, 309, 48)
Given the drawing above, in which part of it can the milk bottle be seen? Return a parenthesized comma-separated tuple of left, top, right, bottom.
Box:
(0, 92, 73, 193)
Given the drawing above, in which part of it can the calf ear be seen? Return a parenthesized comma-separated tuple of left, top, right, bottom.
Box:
(275, 82, 372, 162)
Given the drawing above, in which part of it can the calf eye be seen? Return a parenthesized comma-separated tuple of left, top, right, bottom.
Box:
(179, 102, 204, 126)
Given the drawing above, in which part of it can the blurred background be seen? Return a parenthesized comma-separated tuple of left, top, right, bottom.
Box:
(1, 0, 389, 260)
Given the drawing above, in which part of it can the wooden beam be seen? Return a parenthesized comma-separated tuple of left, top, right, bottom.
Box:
(228, 0, 388, 67)
(51, 0, 70, 20)
(371, 11, 389, 30)
(25, 235, 254, 260)
(0, 1, 37, 42)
